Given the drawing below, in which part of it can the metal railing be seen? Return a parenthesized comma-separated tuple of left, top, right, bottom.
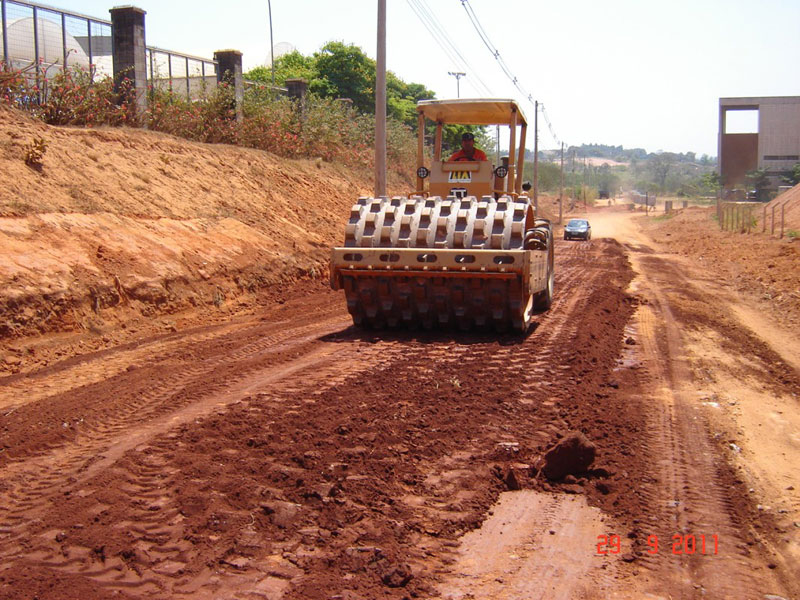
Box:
(0, 0, 113, 81)
(146, 46, 217, 100)
(1, 0, 218, 100)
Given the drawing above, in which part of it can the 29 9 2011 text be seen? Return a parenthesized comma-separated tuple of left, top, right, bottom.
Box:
(596, 534, 719, 556)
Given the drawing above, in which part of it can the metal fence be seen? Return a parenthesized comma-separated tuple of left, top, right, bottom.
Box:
(1, 0, 218, 99)
(147, 46, 217, 100)
(0, 0, 113, 80)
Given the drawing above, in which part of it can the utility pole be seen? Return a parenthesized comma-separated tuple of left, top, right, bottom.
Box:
(583, 156, 587, 210)
(559, 142, 564, 224)
(375, 0, 387, 197)
(533, 100, 539, 211)
(267, 0, 275, 86)
(448, 71, 465, 98)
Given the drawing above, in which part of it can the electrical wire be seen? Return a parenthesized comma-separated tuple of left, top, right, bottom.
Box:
(405, 0, 493, 97)
(459, 0, 566, 148)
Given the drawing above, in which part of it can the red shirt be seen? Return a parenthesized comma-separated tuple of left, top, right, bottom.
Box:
(448, 148, 488, 162)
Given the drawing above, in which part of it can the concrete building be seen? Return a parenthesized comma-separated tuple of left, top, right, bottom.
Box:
(718, 96, 800, 190)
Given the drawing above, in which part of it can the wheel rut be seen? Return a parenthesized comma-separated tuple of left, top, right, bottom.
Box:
(1, 232, 793, 600)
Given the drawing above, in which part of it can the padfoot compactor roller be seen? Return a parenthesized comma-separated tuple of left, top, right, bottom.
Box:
(330, 99, 554, 333)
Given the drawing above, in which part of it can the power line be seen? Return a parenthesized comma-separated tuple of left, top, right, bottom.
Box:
(412, 0, 493, 96)
(459, 0, 565, 148)
(404, 0, 492, 96)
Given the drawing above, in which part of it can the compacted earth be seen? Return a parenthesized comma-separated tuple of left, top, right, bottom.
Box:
(1, 110, 799, 599)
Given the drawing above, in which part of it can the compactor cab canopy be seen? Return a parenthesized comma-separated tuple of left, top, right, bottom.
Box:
(415, 99, 529, 200)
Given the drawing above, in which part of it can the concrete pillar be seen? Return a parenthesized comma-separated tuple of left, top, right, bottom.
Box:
(285, 78, 308, 103)
(214, 49, 243, 122)
(109, 6, 147, 118)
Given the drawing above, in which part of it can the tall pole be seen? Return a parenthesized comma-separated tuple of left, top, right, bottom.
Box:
(267, 0, 275, 86)
(448, 71, 465, 98)
(533, 100, 539, 209)
(583, 156, 587, 210)
(375, 0, 387, 198)
(559, 142, 564, 224)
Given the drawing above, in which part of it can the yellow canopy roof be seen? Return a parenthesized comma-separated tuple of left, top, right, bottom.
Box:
(416, 98, 528, 127)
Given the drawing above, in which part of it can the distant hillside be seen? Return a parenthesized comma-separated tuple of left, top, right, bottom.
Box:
(536, 144, 716, 166)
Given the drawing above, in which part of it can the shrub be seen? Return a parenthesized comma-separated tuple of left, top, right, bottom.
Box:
(1, 62, 417, 177)
(23, 137, 47, 167)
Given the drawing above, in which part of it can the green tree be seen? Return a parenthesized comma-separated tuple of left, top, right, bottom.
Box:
(649, 152, 677, 192)
(311, 42, 375, 114)
(387, 72, 435, 128)
(522, 161, 561, 192)
(694, 170, 721, 196)
(783, 163, 800, 186)
(745, 168, 770, 200)
(245, 51, 316, 87)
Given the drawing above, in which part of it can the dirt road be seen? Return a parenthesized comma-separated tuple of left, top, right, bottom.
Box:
(1, 211, 797, 600)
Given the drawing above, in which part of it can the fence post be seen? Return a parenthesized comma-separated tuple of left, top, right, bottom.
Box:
(762, 205, 766, 233)
(61, 13, 68, 68)
(110, 6, 148, 119)
(286, 78, 308, 121)
(285, 78, 308, 103)
(1, 0, 8, 67)
(771, 205, 776, 236)
(214, 50, 244, 122)
(780, 203, 785, 239)
(32, 6, 40, 96)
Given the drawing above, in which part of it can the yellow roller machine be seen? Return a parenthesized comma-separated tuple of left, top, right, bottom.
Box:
(330, 99, 554, 332)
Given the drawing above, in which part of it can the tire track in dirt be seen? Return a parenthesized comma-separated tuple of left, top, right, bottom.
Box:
(1, 236, 737, 600)
(3, 241, 624, 594)
(0, 300, 371, 567)
(401, 239, 638, 599)
(624, 245, 788, 599)
(0, 294, 346, 413)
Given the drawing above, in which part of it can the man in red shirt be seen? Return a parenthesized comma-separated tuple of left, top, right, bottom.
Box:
(448, 132, 488, 162)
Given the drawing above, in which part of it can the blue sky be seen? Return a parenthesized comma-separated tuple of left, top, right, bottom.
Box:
(49, 1, 800, 156)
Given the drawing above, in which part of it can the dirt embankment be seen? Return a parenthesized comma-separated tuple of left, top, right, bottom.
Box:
(638, 205, 800, 326)
(0, 105, 413, 370)
(765, 181, 800, 231)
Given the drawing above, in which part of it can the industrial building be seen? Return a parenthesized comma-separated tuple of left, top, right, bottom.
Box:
(718, 96, 800, 191)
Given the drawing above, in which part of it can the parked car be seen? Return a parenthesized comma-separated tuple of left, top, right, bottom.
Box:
(564, 218, 591, 241)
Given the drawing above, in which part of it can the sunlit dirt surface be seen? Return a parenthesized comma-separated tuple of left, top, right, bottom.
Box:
(1, 208, 798, 599)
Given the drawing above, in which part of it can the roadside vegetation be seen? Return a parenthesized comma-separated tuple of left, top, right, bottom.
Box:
(0, 47, 420, 176)
(8, 46, 769, 198)
(246, 42, 491, 154)
(527, 143, 722, 201)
